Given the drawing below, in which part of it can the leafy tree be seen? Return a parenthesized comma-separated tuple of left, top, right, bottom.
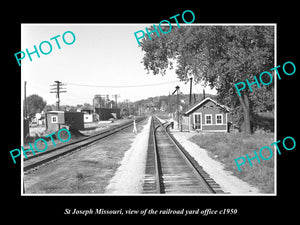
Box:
(160, 100, 168, 111)
(25, 94, 47, 119)
(83, 103, 93, 109)
(140, 26, 274, 133)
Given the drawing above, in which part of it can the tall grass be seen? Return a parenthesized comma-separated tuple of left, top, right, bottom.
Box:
(189, 133, 275, 193)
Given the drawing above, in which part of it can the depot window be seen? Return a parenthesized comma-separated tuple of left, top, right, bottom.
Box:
(205, 114, 212, 124)
(216, 114, 223, 124)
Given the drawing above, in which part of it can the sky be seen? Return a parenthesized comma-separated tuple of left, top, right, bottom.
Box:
(21, 24, 216, 106)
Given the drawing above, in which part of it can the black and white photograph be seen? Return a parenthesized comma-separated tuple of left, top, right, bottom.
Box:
(4, 4, 298, 220)
(20, 24, 276, 195)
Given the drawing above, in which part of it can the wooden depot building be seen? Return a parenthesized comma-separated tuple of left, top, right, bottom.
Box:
(182, 97, 230, 132)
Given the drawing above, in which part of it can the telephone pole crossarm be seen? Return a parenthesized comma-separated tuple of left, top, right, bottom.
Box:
(50, 81, 67, 110)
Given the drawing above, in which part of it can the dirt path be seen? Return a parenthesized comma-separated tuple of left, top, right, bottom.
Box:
(105, 117, 151, 194)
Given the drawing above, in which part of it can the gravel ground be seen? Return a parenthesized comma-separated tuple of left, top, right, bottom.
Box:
(24, 118, 149, 194)
(24, 119, 133, 152)
(170, 130, 260, 194)
(25, 116, 259, 195)
(105, 117, 151, 194)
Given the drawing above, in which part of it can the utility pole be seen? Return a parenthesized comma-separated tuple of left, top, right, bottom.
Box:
(50, 81, 67, 110)
(24, 81, 29, 141)
(172, 86, 180, 129)
(168, 92, 171, 114)
(24, 81, 27, 119)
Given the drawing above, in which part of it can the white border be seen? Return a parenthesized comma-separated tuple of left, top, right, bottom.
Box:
(21, 23, 277, 197)
(274, 23, 277, 196)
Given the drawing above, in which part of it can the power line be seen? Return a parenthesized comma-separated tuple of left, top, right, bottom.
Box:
(63, 81, 180, 88)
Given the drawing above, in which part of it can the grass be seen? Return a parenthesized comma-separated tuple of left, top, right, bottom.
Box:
(189, 132, 275, 193)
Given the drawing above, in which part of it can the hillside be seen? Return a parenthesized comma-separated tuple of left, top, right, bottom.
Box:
(132, 93, 217, 116)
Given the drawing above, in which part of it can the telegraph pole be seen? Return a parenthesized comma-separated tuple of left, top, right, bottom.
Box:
(24, 81, 27, 119)
(50, 81, 67, 110)
(168, 92, 171, 114)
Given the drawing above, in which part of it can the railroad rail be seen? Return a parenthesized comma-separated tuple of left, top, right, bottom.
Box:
(24, 117, 146, 173)
(143, 116, 224, 194)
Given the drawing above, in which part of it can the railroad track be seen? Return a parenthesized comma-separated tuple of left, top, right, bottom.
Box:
(24, 117, 146, 173)
(143, 116, 224, 194)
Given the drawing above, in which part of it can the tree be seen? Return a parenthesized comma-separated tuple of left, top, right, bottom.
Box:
(83, 103, 93, 109)
(25, 94, 47, 119)
(140, 26, 274, 134)
(160, 100, 168, 111)
(45, 104, 55, 112)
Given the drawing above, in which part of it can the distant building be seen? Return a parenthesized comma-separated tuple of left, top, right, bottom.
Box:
(33, 112, 45, 126)
(46, 111, 84, 132)
(93, 95, 111, 108)
(93, 94, 121, 120)
(182, 97, 230, 132)
(94, 108, 120, 120)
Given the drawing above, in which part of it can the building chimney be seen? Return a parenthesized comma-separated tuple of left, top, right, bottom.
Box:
(203, 89, 206, 100)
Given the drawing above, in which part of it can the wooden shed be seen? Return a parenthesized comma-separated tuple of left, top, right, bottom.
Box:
(46, 111, 84, 132)
(182, 97, 230, 132)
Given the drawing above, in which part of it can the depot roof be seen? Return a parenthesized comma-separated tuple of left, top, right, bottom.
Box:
(184, 97, 230, 115)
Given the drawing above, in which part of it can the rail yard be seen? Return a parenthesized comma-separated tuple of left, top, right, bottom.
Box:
(23, 115, 227, 195)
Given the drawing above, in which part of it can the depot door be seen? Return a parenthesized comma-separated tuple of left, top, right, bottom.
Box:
(194, 113, 201, 130)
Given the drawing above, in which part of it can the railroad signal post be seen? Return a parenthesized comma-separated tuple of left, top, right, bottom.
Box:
(172, 85, 180, 129)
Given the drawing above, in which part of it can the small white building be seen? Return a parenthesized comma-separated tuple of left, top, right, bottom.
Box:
(81, 109, 94, 123)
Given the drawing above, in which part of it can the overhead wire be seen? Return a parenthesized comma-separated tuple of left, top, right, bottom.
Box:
(63, 80, 180, 88)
